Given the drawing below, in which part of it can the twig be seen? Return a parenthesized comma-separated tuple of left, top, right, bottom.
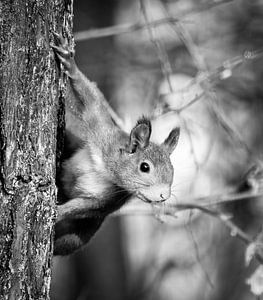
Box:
(141, 0, 206, 171)
(176, 203, 263, 264)
(115, 192, 263, 263)
(158, 47, 263, 101)
(153, 47, 263, 119)
(186, 218, 215, 289)
(74, 17, 182, 42)
(139, 0, 174, 93)
(181, 117, 200, 170)
(116, 189, 263, 217)
(177, 92, 205, 113)
(176, 203, 256, 245)
(74, 0, 234, 42)
(157, 0, 258, 159)
(158, 0, 206, 71)
(202, 49, 263, 157)
(197, 48, 263, 85)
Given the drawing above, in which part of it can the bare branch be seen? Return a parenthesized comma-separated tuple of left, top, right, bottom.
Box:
(158, 0, 207, 71)
(186, 219, 215, 289)
(115, 190, 263, 263)
(155, 0, 261, 160)
(117, 189, 263, 215)
(74, 17, 182, 42)
(158, 47, 263, 101)
(139, 0, 174, 93)
(74, 0, 235, 42)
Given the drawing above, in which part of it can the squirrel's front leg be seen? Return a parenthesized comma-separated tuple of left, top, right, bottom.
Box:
(57, 197, 96, 222)
(51, 32, 92, 111)
(51, 32, 126, 130)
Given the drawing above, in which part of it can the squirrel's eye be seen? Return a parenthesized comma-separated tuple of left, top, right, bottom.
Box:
(140, 162, 150, 173)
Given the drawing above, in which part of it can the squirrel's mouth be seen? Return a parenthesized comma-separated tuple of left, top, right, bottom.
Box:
(136, 192, 166, 204)
(137, 193, 152, 203)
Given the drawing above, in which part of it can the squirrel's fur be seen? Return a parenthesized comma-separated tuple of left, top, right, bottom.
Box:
(52, 33, 180, 255)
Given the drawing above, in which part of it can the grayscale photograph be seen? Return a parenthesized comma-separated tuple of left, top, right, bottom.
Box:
(0, 0, 263, 299)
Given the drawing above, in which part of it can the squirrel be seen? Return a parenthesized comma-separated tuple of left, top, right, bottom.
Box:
(51, 33, 180, 255)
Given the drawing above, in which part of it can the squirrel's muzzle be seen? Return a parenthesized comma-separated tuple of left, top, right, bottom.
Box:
(138, 184, 171, 203)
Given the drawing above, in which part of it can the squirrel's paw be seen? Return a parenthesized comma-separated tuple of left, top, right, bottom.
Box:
(51, 32, 76, 76)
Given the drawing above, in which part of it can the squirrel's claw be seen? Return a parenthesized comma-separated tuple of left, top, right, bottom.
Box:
(51, 32, 77, 77)
(55, 53, 72, 71)
(51, 32, 75, 59)
(51, 43, 70, 57)
(52, 31, 67, 46)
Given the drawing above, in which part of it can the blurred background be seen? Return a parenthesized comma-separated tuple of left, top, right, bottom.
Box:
(51, 0, 263, 299)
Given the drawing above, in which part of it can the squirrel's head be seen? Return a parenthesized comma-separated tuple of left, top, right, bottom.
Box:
(117, 117, 180, 203)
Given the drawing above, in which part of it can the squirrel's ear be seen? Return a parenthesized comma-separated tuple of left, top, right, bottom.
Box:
(126, 118, 152, 153)
(162, 127, 180, 155)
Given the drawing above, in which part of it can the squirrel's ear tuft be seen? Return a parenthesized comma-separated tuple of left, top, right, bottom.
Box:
(126, 117, 152, 153)
(163, 127, 180, 155)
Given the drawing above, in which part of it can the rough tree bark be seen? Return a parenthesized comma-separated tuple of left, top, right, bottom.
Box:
(0, 1, 73, 299)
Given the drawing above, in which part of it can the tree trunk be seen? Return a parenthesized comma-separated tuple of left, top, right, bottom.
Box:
(0, 1, 73, 299)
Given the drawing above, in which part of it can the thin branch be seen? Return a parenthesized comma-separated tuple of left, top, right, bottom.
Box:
(115, 192, 263, 263)
(141, 0, 207, 171)
(178, 92, 204, 112)
(198, 48, 263, 85)
(158, 47, 263, 102)
(181, 117, 200, 170)
(139, 0, 174, 93)
(74, 0, 235, 42)
(176, 203, 254, 243)
(117, 189, 263, 217)
(176, 203, 263, 264)
(74, 17, 182, 42)
(201, 48, 263, 157)
(158, 0, 206, 71)
(186, 218, 215, 289)
(153, 47, 263, 119)
(157, 0, 259, 159)
(171, 91, 204, 113)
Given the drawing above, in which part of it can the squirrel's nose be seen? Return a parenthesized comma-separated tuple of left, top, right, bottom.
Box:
(160, 189, 171, 201)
